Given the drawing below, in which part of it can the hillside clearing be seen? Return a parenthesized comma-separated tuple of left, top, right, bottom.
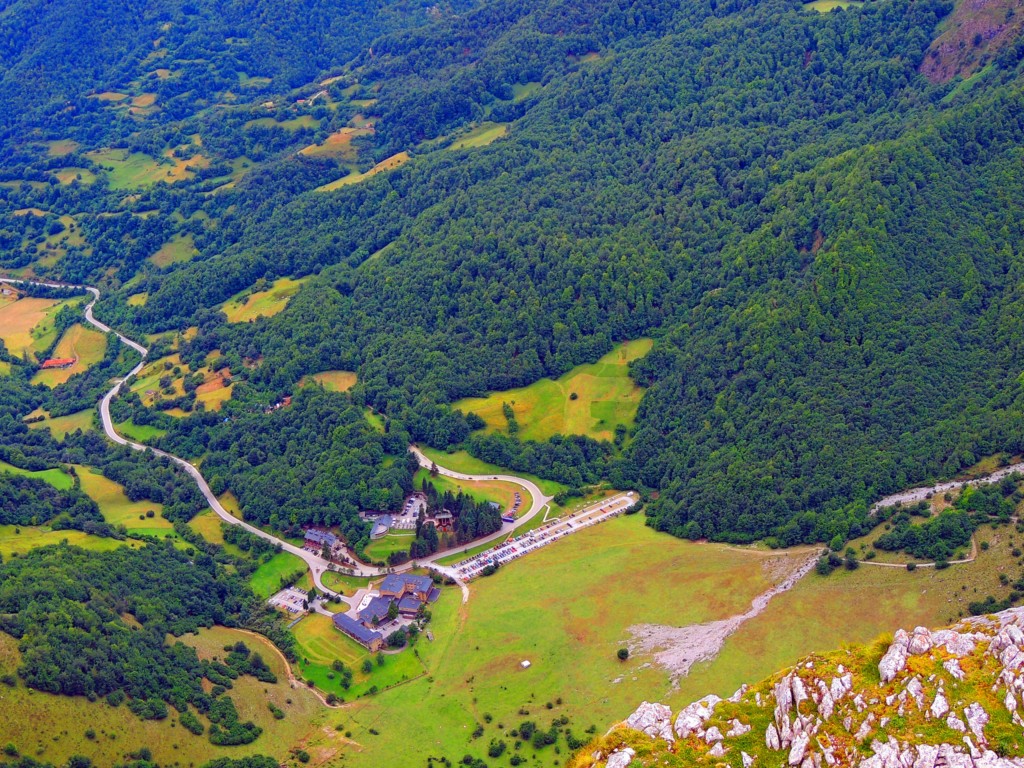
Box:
(221, 276, 307, 323)
(454, 338, 653, 442)
(75, 466, 175, 538)
(299, 370, 357, 392)
(30, 323, 107, 387)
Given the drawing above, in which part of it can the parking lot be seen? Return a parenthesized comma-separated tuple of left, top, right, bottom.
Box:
(453, 492, 637, 581)
(268, 586, 308, 614)
(392, 495, 426, 530)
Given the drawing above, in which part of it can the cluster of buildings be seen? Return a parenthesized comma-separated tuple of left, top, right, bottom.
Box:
(331, 573, 440, 651)
(302, 528, 347, 560)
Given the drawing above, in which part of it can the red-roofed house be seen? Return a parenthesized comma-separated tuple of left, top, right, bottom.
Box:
(40, 358, 75, 369)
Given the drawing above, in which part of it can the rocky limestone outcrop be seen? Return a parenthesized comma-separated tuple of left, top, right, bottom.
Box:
(584, 608, 1024, 768)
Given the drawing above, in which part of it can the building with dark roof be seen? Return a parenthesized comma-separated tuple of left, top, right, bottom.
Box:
(379, 573, 434, 601)
(333, 613, 383, 651)
(398, 596, 423, 616)
(304, 529, 338, 549)
(358, 595, 393, 627)
(370, 514, 393, 540)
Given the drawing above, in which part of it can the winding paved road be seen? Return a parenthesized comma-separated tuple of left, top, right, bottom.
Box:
(1, 278, 554, 604)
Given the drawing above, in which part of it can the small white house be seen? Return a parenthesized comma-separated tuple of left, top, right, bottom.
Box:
(520, 660, 531, 669)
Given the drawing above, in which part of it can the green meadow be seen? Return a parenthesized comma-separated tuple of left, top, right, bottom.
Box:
(0, 460, 74, 490)
(454, 338, 653, 442)
(363, 531, 416, 562)
(448, 122, 508, 150)
(26, 409, 95, 439)
(249, 551, 306, 598)
(221, 276, 307, 323)
(114, 419, 167, 442)
(803, 0, 863, 11)
(75, 466, 176, 538)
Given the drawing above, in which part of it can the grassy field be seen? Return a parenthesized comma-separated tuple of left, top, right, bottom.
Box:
(670, 521, 1023, 707)
(222, 276, 307, 323)
(412, 467, 530, 515)
(196, 375, 233, 410)
(30, 324, 107, 387)
(114, 419, 167, 442)
(44, 139, 80, 156)
(449, 122, 509, 150)
(0, 459, 74, 490)
(0, 296, 80, 359)
(299, 126, 371, 161)
(329, 513, 1024, 767)
(0, 627, 330, 767)
(25, 409, 94, 438)
(0, 526, 138, 557)
(292, 611, 429, 698)
(75, 466, 176, 538)
(244, 115, 320, 131)
(363, 532, 417, 562)
(250, 551, 307, 599)
(299, 370, 358, 392)
(53, 167, 97, 185)
(320, 571, 372, 594)
(86, 149, 165, 189)
(512, 81, 542, 101)
(148, 233, 198, 267)
(416, 445, 568, 497)
(454, 338, 653, 442)
(126, 291, 148, 306)
(316, 152, 410, 192)
(334, 514, 798, 767)
(803, 0, 863, 10)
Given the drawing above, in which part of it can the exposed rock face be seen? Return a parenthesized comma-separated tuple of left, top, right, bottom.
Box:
(624, 701, 674, 743)
(604, 747, 635, 768)
(879, 630, 910, 683)
(674, 694, 721, 738)
(590, 609, 1024, 768)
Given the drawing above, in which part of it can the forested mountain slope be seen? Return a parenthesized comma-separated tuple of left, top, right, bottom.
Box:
(3, 0, 1024, 549)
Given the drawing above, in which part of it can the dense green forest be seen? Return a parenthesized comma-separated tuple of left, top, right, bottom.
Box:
(2, 0, 1024, 556)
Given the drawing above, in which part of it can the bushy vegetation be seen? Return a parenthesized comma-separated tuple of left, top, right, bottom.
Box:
(0, 542, 292, 746)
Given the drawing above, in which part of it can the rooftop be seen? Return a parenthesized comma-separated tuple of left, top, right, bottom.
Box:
(380, 573, 434, 594)
(358, 595, 393, 623)
(333, 612, 383, 645)
(304, 529, 338, 546)
(398, 596, 422, 612)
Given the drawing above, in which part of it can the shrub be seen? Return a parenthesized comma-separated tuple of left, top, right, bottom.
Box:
(617, 648, 629, 661)
(906, 562, 917, 571)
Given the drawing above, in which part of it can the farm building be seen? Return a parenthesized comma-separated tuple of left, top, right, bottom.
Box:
(332, 612, 383, 651)
(40, 358, 75, 369)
